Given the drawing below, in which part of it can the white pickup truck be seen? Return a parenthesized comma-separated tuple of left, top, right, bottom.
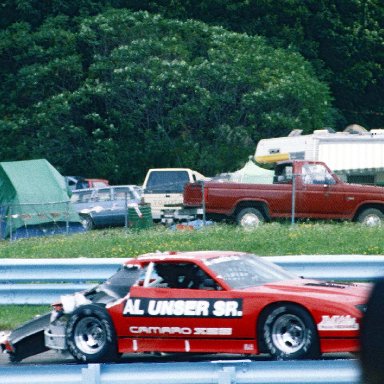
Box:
(142, 168, 207, 223)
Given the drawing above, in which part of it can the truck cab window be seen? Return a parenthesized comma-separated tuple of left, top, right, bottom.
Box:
(145, 171, 189, 193)
(274, 165, 293, 184)
(302, 164, 335, 185)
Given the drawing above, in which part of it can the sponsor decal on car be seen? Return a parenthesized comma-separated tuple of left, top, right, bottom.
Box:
(317, 315, 359, 331)
(129, 326, 233, 335)
(123, 298, 243, 318)
(243, 343, 255, 351)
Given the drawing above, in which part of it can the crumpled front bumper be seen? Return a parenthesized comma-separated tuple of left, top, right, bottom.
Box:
(44, 319, 67, 350)
(0, 331, 13, 353)
(1, 312, 51, 362)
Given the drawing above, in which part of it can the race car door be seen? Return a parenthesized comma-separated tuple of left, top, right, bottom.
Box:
(117, 260, 254, 354)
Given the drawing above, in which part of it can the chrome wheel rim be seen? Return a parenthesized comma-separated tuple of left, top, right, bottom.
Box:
(74, 317, 106, 355)
(240, 213, 261, 228)
(271, 314, 306, 354)
(81, 216, 93, 230)
(363, 214, 382, 227)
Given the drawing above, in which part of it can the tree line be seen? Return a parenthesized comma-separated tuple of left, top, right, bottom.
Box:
(0, 1, 382, 183)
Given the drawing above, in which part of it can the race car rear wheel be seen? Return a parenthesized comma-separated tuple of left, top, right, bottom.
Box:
(66, 304, 119, 363)
(260, 304, 320, 360)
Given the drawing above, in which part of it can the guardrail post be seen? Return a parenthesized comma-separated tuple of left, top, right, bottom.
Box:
(82, 364, 101, 384)
(218, 366, 236, 384)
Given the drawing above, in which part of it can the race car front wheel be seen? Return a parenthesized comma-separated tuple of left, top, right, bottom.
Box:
(260, 304, 320, 360)
(66, 304, 119, 363)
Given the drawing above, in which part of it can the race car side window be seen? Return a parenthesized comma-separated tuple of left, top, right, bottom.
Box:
(143, 262, 220, 290)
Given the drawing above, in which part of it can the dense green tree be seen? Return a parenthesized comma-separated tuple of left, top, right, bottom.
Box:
(0, 0, 112, 29)
(123, 0, 384, 129)
(0, 10, 333, 182)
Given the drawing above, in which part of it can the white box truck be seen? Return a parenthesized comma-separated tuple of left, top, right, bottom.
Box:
(255, 125, 384, 185)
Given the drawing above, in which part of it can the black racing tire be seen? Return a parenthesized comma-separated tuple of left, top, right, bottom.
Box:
(66, 304, 119, 363)
(236, 208, 265, 229)
(80, 214, 94, 230)
(357, 208, 384, 227)
(260, 304, 320, 360)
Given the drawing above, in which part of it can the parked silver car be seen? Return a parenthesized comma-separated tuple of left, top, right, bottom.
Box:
(70, 186, 142, 230)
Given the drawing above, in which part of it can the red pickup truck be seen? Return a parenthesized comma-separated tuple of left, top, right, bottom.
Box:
(183, 160, 384, 228)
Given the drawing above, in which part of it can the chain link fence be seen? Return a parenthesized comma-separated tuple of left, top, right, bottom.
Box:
(0, 201, 82, 241)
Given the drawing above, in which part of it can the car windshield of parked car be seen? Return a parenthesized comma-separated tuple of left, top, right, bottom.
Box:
(204, 254, 297, 289)
(70, 190, 94, 203)
(114, 186, 141, 201)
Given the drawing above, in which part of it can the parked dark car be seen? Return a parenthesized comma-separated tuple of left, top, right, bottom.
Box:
(70, 185, 142, 230)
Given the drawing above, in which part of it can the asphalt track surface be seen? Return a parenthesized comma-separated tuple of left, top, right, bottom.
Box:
(0, 349, 354, 365)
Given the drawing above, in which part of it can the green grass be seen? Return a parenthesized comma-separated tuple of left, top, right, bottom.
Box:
(1, 222, 384, 259)
(1, 222, 384, 329)
(0, 306, 50, 330)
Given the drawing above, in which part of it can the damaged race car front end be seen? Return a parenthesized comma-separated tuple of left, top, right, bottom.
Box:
(2, 264, 141, 362)
(44, 293, 92, 353)
(0, 312, 51, 362)
(0, 332, 13, 355)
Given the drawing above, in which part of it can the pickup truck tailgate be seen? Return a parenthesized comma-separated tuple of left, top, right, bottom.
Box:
(183, 183, 203, 207)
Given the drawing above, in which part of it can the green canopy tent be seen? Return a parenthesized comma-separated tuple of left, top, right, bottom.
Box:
(229, 157, 274, 184)
(0, 159, 83, 239)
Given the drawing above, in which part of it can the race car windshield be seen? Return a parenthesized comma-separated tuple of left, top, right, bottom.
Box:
(204, 254, 297, 289)
(98, 265, 142, 298)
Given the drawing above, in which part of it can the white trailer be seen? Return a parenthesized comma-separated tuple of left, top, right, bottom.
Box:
(255, 125, 384, 185)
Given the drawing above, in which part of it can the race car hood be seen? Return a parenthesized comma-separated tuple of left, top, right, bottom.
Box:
(245, 279, 371, 303)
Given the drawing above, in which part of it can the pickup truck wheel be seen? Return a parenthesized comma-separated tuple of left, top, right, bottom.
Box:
(236, 208, 264, 229)
(357, 208, 384, 227)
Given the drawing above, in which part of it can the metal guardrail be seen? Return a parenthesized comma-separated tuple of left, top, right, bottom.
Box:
(0, 359, 362, 384)
(0, 255, 383, 304)
(269, 254, 384, 281)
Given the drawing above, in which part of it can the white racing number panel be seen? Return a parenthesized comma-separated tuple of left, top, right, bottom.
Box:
(123, 298, 243, 318)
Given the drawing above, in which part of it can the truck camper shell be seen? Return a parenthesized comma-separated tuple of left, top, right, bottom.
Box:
(255, 126, 384, 185)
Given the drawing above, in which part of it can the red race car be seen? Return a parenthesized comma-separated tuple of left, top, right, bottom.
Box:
(1, 251, 370, 362)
